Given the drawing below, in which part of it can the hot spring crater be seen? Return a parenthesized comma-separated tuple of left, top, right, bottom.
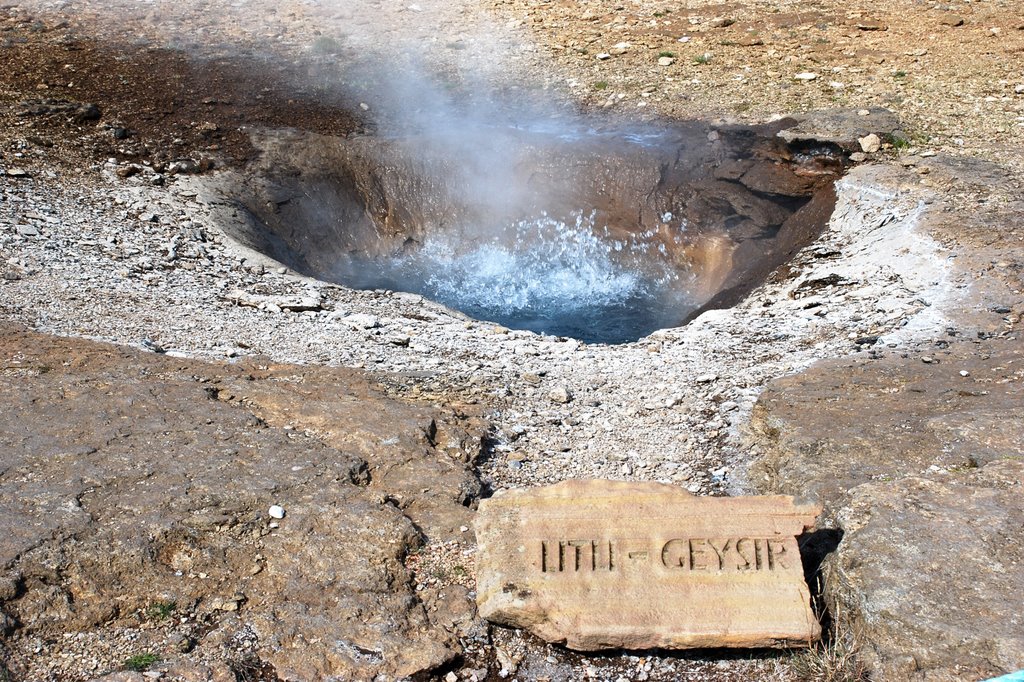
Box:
(208, 118, 844, 343)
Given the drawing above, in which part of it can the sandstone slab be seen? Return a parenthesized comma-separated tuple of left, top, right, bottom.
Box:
(475, 480, 821, 651)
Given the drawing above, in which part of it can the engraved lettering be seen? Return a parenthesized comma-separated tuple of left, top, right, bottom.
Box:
(708, 539, 732, 570)
(541, 540, 615, 572)
(545, 537, 787, 573)
(661, 538, 687, 569)
(569, 541, 583, 571)
(689, 538, 710, 571)
(735, 538, 753, 571)
(767, 538, 790, 570)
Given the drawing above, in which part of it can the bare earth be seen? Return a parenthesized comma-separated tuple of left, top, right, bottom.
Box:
(1, 0, 1022, 681)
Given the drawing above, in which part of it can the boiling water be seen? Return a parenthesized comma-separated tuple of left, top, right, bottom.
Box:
(329, 211, 699, 344)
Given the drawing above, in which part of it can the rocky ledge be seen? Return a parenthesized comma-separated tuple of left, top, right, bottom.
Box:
(0, 325, 486, 680)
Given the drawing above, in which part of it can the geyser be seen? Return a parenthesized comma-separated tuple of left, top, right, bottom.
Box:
(211, 119, 842, 344)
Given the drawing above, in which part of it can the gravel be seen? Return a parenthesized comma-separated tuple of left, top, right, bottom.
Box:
(0, 163, 954, 502)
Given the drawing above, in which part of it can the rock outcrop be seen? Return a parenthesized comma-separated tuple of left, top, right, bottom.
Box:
(0, 324, 486, 680)
(751, 339, 1024, 680)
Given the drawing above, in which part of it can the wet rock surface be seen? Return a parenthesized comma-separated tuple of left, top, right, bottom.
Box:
(0, 324, 484, 680)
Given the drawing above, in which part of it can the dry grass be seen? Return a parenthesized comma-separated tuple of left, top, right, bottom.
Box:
(791, 598, 870, 682)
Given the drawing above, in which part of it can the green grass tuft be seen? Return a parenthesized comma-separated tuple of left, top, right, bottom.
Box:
(124, 653, 160, 672)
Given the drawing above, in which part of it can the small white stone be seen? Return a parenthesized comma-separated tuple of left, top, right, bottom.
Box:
(340, 313, 379, 329)
(460, 525, 469, 533)
(596, 52, 611, 60)
(793, 72, 818, 81)
(548, 385, 573, 404)
(959, 370, 970, 377)
(858, 133, 882, 153)
(658, 56, 675, 66)
(269, 505, 286, 519)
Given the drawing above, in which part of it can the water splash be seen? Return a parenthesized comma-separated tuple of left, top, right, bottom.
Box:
(330, 211, 700, 344)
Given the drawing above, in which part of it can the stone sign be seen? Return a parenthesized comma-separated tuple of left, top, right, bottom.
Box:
(474, 480, 822, 650)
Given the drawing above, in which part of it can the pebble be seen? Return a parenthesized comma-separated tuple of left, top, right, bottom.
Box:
(268, 505, 286, 519)
(793, 72, 818, 81)
(959, 370, 970, 377)
(548, 385, 573, 404)
(859, 134, 882, 153)
(657, 57, 675, 66)
(340, 313, 380, 329)
(856, 20, 887, 31)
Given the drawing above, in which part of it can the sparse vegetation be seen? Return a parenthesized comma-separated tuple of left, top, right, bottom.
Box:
(791, 632, 868, 682)
(124, 653, 160, 672)
(310, 35, 344, 55)
(693, 53, 712, 65)
(658, 50, 676, 59)
(146, 599, 177, 620)
(893, 70, 907, 79)
(593, 80, 609, 90)
(889, 134, 911, 151)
